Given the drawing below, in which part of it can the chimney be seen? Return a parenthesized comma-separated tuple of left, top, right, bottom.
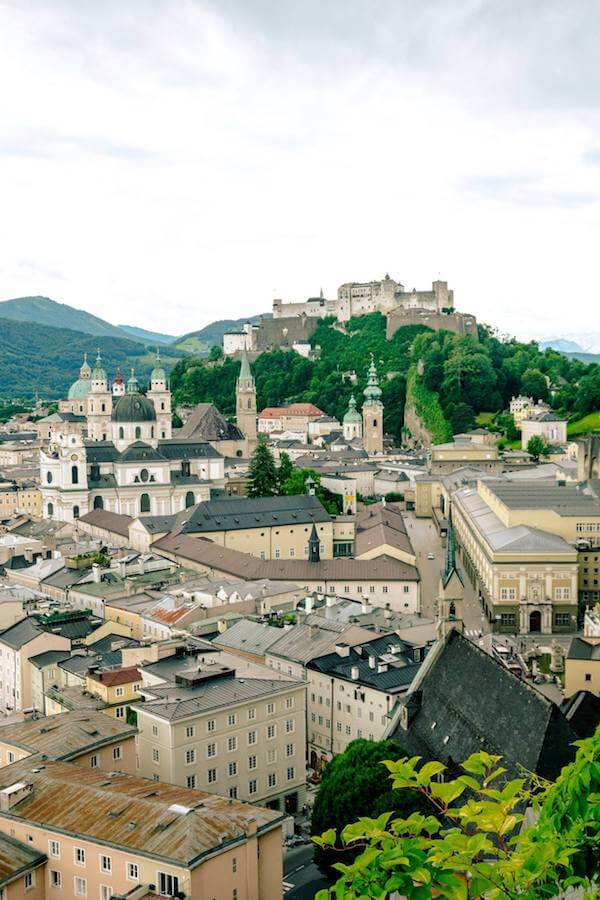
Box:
(335, 642, 350, 657)
(91, 564, 101, 584)
(368, 655, 376, 668)
(361, 596, 370, 615)
(384, 605, 392, 621)
(304, 595, 314, 615)
(0, 782, 33, 810)
(377, 662, 388, 674)
(350, 665, 359, 680)
(325, 594, 335, 608)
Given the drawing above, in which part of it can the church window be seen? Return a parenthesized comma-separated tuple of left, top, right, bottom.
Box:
(71, 465, 79, 484)
(247, 399, 252, 409)
(182, 461, 190, 477)
(185, 491, 195, 509)
(135, 427, 141, 440)
(161, 431, 166, 439)
(140, 469, 149, 483)
(140, 493, 151, 513)
(373, 418, 377, 427)
(93, 496, 104, 510)
(47, 502, 54, 517)
(46, 472, 53, 484)
(119, 427, 124, 440)
(161, 402, 165, 411)
(101, 403, 106, 412)
(151, 427, 154, 438)
(73, 506, 80, 519)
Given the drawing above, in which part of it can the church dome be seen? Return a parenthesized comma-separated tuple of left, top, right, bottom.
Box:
(343, 395, 362, 424)
(67, 378, 92, 401)
(150, 350, 166, 384)
(111, 393, 156, 423)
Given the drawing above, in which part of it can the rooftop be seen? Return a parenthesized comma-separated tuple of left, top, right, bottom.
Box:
(0, 759, 281, 865)
(88, 666, 142, 687)
(0, 710, 136, 761)
(175, 494, 331, 535)
(211, 620, 284, 657)
(484, 480, 600, 517)
(0, 832, 46, 887)
(307, 633, 425, 693)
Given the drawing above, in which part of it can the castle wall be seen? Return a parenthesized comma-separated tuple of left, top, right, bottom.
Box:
(254, 316, 319, 350)
(386, 309, 478, 341)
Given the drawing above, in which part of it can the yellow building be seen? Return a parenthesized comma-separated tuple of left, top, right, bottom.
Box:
(453, 481, 579, 634)
(565, 606, 600, 698)
(0, 484, 41, 518)
(85, 666, 142, 719)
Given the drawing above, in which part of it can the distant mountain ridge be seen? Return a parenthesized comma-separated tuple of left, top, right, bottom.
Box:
(0, 296, 130, 340)
(118, 324, 175, 345)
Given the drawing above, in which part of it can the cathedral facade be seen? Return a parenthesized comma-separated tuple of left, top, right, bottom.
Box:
(41, 354, 226, 523)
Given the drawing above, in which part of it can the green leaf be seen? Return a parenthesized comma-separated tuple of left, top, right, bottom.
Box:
(417, 761, 446, 785)
(430, 780, 467, 805)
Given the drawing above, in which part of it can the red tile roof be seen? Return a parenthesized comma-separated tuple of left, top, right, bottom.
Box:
(89, 666, 141, 687)
(259, 403, 325, 418)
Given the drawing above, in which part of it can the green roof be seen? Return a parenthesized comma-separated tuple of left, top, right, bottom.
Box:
(67, 378, 92, 400)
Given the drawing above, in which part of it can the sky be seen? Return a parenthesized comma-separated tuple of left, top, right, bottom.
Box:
(1, 0, 600, 342)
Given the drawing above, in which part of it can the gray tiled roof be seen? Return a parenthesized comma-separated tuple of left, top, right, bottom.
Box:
(307, 634, 423, 692)
(0, 617, 43, 649)
(567, 637, 600, 661)
(140, 676, 300, 720)
(211, 620, 284, 656)
(176, 494, 331, 535)
(485, 481, 600, 516)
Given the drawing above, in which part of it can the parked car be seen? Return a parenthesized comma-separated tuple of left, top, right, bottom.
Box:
(427, 552, 435, 560)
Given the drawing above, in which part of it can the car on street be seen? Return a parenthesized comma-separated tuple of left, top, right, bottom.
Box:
(427, 551, 435, 559)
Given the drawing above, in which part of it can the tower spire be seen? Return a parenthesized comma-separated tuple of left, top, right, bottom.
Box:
(443, 509, 458, 586)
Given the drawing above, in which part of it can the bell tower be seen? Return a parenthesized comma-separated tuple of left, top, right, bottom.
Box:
(87, 350, 112, 442)
(147, 351, 172, 440)
(362, 353, 384, 455)
(236, 350, 257, 452)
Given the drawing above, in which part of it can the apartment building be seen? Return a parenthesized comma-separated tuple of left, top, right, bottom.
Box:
(305, 634, 429, 767)
(85, 666, 142, 719)
(0, 760, 284, 899)
(0, 483, 42, 518)
(0, 618, 71, 713)
(0, 710, 137, 774)
(136, 662, 306, 813)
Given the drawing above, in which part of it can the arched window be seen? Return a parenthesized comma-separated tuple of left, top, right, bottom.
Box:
(140, 493, 151, 513)
(71, 465, 79, 484)
(151, 427, 154, 439)
(247, 399, 252, 409)
(101, 403, 106, 412)
(93, 495, 104, 510)
(185, 491, 195, 509)
(161, 402, 165, 411)
(46, 472, 53, 484)
(47, 502, 54, 517)
(135, 426, 141, 440)
(73, 505, 80, 519)
(373, 418, 378, 427)
(119, 427, 124, 440)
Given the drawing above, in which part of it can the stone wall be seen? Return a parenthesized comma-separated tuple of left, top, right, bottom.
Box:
(254, 315, 319, 350)
(386, 308, 478, 340)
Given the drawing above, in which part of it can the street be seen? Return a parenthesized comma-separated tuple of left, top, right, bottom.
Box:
(283, 843, 329, 898)
(403, 509, 490, 634)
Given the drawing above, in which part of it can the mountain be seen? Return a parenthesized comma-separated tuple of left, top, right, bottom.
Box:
(539, 338, 584, 353)
(0, 296, 131, 340)
(175, 314, 271, 354)
(118, 324, 176, 345)
(0, 317, 182, 397)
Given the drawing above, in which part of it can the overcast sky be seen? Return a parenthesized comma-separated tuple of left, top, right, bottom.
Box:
(1, 0, 599, 341)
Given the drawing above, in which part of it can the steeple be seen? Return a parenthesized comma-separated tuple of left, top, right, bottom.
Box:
(363, 353, 382, 404)
(308, 523, 320, 563)
(238, 348, 252, 383)
(91, 348, 107, 382)
(236, 350, 257, 448)
(443, 508, 458, 586)
(80, 353, 91, 380)
(127, 368, 139, 394)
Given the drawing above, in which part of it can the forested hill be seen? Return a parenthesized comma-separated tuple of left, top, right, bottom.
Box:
(0, 318, 181, 397)
(0, 296, 130, 339)
(170, 313, 600, 439)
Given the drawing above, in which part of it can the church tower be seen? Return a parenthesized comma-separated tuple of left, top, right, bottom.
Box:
(343, 394, 363, 442)
(236, 350, 257, 452)
(86, 350, 112, 442)
(436, 510, 464, 638)
(112, 368, 125, 398)
(362, 354, 384, 455)
(147, 351, 172, 440)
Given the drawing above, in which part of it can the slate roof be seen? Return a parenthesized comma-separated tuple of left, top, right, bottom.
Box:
(0, 617, 43, 648)
(485, 481, 600, 516)
(140, 676, 300, 721)
(567, 637, 600, 661)
(307, 634, 423, 693)
(211, 620, 283, 657)
(28, 650, 71, 669)
(119, 442, 166, 462)
(268, 621, 379, 665)
(0, 759, 282, 864)
(0, 833, 46, 887)
(158, 440, 221, 460)
(175, 493, 331, 534)
(388, 630, 585, 780)
(176, 403, 243, 441)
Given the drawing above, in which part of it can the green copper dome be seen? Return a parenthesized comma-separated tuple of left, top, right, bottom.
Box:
(91, 350, 107, 381)
(67, 378, 92, 400)
(343, 395, 362, 424)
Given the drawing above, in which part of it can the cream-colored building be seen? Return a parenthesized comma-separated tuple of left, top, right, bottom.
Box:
(452, 481, 579, 634)
(85, 665, 142, 719)
(429, 441, 502, 476)
(137, 664, 307, 814)
(0, 759, 284, 900)
(521, 412, 568, 450)
(0, 484, 41, 519)
(0, 618, 71, 713)
(565, 606, 600, 698)
(305, 634, 427, 767)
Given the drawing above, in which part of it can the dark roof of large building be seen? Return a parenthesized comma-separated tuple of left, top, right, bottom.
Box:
(567, 637, 600, 661)
(176, 403, 244, 442)
(158, 440, 221, 460)
(84, 440, 221, 465)
(175, 494, 332, 535)
(307, 633, 424, 693)
(119, 442, 166, 462)
(140, 675, 300, 721)
(485, 481, 600, 516)
(389, 630, 586, 781)
(561, 690, 600, 739)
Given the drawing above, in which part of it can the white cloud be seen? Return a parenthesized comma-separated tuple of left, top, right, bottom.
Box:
(0, 0, 599, 339)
